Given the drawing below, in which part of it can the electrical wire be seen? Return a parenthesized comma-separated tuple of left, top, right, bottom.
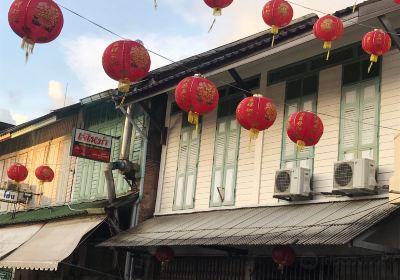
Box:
(54, 2, 400, 133)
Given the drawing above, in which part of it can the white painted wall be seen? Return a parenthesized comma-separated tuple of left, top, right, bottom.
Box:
(155, 51, 400, 215)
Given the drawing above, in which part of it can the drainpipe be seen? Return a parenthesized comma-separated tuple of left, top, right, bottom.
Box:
(119, 106, 149, 280)
(104, 104, 134, 204)
(120, 104, 134, 160)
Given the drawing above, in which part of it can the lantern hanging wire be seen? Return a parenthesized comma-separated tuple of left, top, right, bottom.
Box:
(55, 2, 400, 137)
(208, 18, 217, 33)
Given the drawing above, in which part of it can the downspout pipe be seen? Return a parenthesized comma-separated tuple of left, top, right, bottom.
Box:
(120, 106, 149, 280)
(120, 104, 134, 160)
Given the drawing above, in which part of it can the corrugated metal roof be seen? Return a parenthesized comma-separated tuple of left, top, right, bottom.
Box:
(0, 192, 138, 227)
(101, 199, 399, 247)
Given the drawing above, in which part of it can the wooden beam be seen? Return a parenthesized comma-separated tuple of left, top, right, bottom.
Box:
(378, 15, 400, 51)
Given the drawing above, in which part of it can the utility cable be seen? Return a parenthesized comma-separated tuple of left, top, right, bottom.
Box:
(54, 1, 400, 133)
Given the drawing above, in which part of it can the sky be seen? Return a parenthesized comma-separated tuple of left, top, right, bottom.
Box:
(0, 0, 354, 125)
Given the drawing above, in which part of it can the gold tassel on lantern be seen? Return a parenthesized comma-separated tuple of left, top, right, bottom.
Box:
(213, 7, 222, 16)
(368, 54, 378, 73)
(296, 140, 305, 151)
(154, 0, 158, 10)
(249, 128, 259, 141)
(188, 111, 199, 131)
(323, 41, 332, 60)
(271, 25, 279, 47)
(118, 78, 132, 93)
(21, 37, 35, 63)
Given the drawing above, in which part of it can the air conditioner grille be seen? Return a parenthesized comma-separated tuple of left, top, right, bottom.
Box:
(276, 171, 291, 192)
(334, 163, 353, 187)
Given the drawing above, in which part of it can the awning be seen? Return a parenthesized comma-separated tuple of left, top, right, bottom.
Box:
(0, 224, 43, 259)
(101, 199, 399, 248)
(0, 216, 105, 271)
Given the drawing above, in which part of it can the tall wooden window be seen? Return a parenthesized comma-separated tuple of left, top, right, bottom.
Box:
(173, 115, 201, 210)
(339, 60, 380, 161)
(281, 75, 318, 171)
(210, 94, 242, 207)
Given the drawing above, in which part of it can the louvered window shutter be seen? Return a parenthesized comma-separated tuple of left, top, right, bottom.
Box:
(211, 120, 227, 206)
(174, 129, 189, 209)
(359, 83, 378, 160)
(340, 88, 359, 160)
(223, 119, 240, 205)
(174, 123, 202, 210)
(283, 102, 298, 162)
(183, 129, 199, 208)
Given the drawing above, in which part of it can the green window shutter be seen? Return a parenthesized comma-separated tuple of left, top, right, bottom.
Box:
(174, 129, 189, 210)
(222, 119, 240, 206)
(282, 102, 298, 162)
(211, 120, 227, 206)
(184, 129, 200, 209)
(339, 80, 379, 161)
(358, 82, 379, 160)
(210, 117, 240, 207)
(340, 88, 359, 160)
(173, 122, 200, 210)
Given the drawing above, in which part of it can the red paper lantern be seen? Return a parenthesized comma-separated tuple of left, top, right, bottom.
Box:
(102, 40, 151, 93)
(35, 165, 55, 183)
(155, 246, 174, 263)
(8, 0, 64, 60)
(7, 163, 28, 183)
(362, 29, 391, 73)
(236, 95, 277, 140)
(175, 74, 219, 127)
(313, 15, 344, 60)
(204, 0, 234, 16)
(262, 0, 293, 46)
(394, 0, 400, 3)
(287, 111, 324, 150)
(272, 245, 296, 269)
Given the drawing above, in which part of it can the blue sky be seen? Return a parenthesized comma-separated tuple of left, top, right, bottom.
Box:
(0, 0, 352, 125)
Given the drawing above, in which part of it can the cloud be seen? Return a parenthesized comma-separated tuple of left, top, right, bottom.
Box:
(61, 33, 210, 96)
(0, 109, 15, 125)
(62, 36, 116, 96)
(48, 80, 74, 109)
(10, 113, 29, 125)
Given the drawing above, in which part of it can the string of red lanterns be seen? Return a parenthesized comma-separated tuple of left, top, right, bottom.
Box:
(154, 246, 175, 264)
(361, 29, 392, 73)
(35, 165, 55, 183)
(272, 245, 296, 270)
(102, 40, 151, 96)
(236, 95, 277, 141)
(286, 111, 324, 151)
(262, 0, 294, 47)
(203, 0, 234, 16)
(313, 15, 344, 60)
(8, 0, 64, 61)
(175, 74, 219, 128)
(7, 163, 55, 184)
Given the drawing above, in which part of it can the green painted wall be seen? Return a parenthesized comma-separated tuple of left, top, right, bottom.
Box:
(72, 103, 145, 202)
